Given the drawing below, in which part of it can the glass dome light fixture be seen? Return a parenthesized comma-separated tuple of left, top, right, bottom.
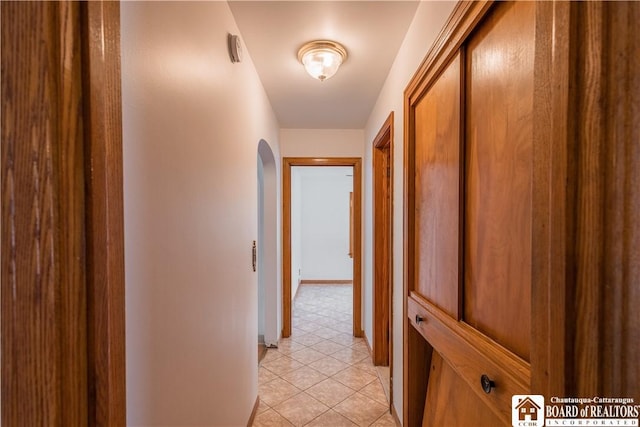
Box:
(297, 40, 348, 82)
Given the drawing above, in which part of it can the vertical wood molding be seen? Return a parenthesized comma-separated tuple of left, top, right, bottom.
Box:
(82, 1, 127, 424)
(372, 112, 394, 369)
(282, 159, 292, 337)
(569, 0, 640, 400)
(2, 2, 89, 424)
(59, 3, 91, 424)
(532, 0, 640, 401)
(531, 0, 573, 398)
(2, 1, 126, 424)
(600, 1, 640, 398)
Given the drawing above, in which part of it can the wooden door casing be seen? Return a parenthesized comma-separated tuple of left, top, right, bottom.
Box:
(282, 158, 363, 338)
(373, 112, 394, 368)
(1, 2, 126, 424)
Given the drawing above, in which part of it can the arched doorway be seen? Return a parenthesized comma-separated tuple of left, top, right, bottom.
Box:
(257, 140, 279, 348)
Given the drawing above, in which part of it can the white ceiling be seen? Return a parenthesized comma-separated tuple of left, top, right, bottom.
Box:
(228, 1, 420, 129)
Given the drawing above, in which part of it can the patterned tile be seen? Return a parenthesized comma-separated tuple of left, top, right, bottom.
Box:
(360, 380, 388, 405)
(371, 412, 398, 426)
(262, 349, 285, 363)
(352, 358, 377, 376)
(273, 393, 328, 427)
(259, 367, 279, 385)
(310, 339, 346, 356)
(261, 356, 304, 376)
(306, 378, 356, 407)
(289, 348, 325, 365)
(257, 399, 271, 414)
(308, 356, 349, 376)
(291, 333, 324, 346)
(254, 285, 390, 427)
(280, 366, 327, 390)
(253, 408, 294, 427)
(330, 347, 370, 365)
(258, 378, 301, 407)
(333, 393, 388, 426)
(305, 409, 358, 426)
(276, 340, 307, 355)
(350, 341, 370, 353)
(313, 326, 341, 340)
(331, 366, 377, 390)
(296, 322, 321, 333)
(330, 333, 359, 347)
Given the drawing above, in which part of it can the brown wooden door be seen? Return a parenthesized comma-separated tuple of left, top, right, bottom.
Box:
(405, 2, 535, 425)
(404, 2, 640, 425)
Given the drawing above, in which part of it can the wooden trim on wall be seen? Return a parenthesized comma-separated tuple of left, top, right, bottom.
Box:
(246, 396, 260, 427)
(373, 113, 394, 361)
(1, 1, 126, 424)
(2, 3, 89, 424)
(530, 0, 572, 398)
(82, 2, 127, 424)
(282, 157, 363, 338)
(372, 112, 394, 396)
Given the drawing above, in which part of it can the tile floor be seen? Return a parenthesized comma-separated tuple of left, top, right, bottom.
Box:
(253, 284, 397, 427)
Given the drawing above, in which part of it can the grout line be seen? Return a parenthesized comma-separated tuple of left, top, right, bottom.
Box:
(255, 284, 387, 427)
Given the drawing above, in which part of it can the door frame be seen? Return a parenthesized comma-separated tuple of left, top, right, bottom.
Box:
(372, 113, 394, 368)
(372, 112, 394, 409)
(282, 157, 363, 338)
(1, 1, 125, 424)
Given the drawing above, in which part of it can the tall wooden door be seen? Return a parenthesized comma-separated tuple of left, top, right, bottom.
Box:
(404, 1, 640, 426)
(405, 2, 534, 425)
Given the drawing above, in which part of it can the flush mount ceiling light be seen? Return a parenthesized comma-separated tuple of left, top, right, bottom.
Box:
(297, 40, 348, 82)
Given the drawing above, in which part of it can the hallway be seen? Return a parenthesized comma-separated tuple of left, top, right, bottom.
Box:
(253, 284, 396, 426)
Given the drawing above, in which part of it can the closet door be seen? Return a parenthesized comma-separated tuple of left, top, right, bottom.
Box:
(405, 2, 535, 425)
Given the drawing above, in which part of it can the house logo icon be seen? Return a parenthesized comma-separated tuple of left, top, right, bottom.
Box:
(512, 395, 544, 427)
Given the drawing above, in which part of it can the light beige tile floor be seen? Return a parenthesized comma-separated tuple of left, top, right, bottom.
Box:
(253, 284, 398, 427)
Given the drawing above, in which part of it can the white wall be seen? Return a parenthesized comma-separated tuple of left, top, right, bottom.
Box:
(291, 167, 303, 299)
(280, 128, 364, 158)
(362, 1, 457, 423)
(121, 2, 280, 425)
(298, 167, 353, 281)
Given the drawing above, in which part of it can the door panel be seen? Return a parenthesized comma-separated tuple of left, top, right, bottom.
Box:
(464, 0, 535, 362)
(423, 353, 502, 427)
(414, 53, 461, 319)
(409, 295, 530, 424)
(406, 2, 535, 425)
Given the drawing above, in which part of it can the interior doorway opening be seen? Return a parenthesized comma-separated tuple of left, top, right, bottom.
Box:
(282, 158, 363, 338)
(257, 139, 279, 360)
